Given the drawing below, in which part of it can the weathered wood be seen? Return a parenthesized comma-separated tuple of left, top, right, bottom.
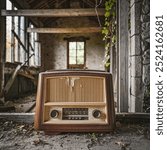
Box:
(12, 30, 28, 53)
(11, 13, 15, 62)
(27, 27, 102, 33)
(0, 113, 149, 124)
(1, 54, 34, 98)
(1, 8, 105, 17)
(117, 0, 129, 112)
(0, 113, 35, 124)
(3, 64, 22, 95)
(18, 72, 35, 80)
(0, 0, 6, 103)
(116, 113, 150, 120)
(29, 42, 35, 52)
(25, 102, 36, 113)
(116, 113, 150, 124)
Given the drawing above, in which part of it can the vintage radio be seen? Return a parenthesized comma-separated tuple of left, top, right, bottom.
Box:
(34, 70, 115, 133)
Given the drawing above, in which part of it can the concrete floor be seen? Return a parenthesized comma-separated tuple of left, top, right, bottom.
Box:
(0, 121, 150, 150)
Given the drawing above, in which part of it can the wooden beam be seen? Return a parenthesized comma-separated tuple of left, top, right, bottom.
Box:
(27, 27, 102, 33)
(0, 113, 149, 124)
(25, 102, 36, 113)
(1, 8, 105, 17)
(18, 72, 35, 80)
(12, 30, 28, 53)
(116, 113, 150, 121)
(0, 113, 35, 124)
(1, 54, 34, 98)
(0, 0, 6, 103)
(117, 0, 129, 112)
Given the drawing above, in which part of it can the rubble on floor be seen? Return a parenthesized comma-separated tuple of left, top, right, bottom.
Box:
(0, 120, 150, 150)
(0, 94, 36, 113)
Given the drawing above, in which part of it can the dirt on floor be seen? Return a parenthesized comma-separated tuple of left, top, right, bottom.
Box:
(0, 120, 150, 150)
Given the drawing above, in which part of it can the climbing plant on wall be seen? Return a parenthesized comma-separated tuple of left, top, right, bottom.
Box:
(102, 0, 116, 71)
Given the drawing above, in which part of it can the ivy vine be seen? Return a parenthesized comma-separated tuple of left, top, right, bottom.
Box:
(102, 0, 116, 70)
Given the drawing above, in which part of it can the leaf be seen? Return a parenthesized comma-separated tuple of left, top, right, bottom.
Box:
(102, 27, 109, 35)
(105, 62, 110, 68)
(105, 11, 111, 18)
(112, 11, 116, 17)
(105, 21, 110, 27)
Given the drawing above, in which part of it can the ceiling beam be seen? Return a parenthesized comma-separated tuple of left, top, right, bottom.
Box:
(1, 8, 105, 17)
(27, 27, 102, 33)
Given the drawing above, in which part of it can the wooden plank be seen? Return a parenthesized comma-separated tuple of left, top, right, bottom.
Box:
(18, 72, 35, 80)
(1, 8, 105, 17)
(29, 42, 35, 52)
(27, 27, 102, 33)
(116, 113, 150, 119)
(116, 113, 150, 123)
(1, 54, 34, 97)
(25, 102, 36, 113)
(0, 113, 35, 124)
(117, 0, 129, 112)
(0, 0, 6, 103)
(3, 64, 22, 95)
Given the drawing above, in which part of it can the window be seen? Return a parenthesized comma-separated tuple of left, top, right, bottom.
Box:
(6, 0, 12, 62)
(29, 24, 41, 66)
(68, 41, 85, 69)
(5, 0, 41, 66)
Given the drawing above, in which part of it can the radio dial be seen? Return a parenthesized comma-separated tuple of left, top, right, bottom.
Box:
(50, 110, 59, 118)
(92, 109, 102, 118)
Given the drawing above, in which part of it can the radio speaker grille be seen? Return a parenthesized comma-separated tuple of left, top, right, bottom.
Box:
(46, 76, 106, 103)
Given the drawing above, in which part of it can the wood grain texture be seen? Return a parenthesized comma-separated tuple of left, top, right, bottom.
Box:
(27, 27, 102, 33)
(34, 70, 115, 132)
(46, 76, 105, 103)
(1, 8, 105, 17)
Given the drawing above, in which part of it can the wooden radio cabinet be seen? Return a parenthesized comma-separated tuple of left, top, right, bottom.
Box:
(34, 70, 115, 133)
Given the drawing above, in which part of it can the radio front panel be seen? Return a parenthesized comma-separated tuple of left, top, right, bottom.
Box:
(34, 70, 115, 133)
(43, 104, 108, 124)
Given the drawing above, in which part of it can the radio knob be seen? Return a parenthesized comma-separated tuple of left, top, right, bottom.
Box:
(50, 110, 59, 118)
(92, 109, 102, 118)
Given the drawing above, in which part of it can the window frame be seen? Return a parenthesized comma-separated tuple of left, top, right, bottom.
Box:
(5, 0, 41, 67)
(67, 39, 86, 69)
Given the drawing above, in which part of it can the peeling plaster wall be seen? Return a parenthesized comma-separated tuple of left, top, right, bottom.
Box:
(40, 17, 105, 71)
